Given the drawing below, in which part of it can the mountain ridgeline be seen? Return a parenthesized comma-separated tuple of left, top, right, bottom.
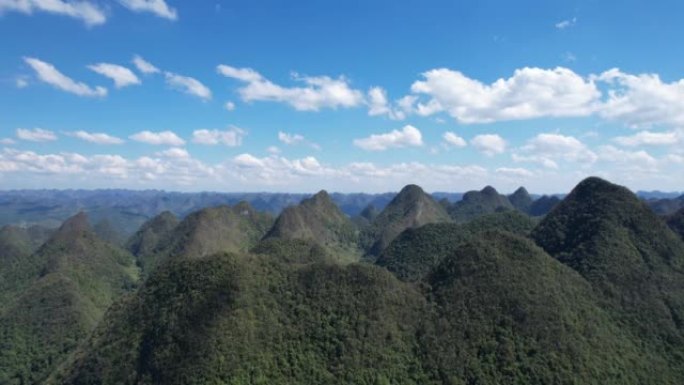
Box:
(2, 177, 684, 384)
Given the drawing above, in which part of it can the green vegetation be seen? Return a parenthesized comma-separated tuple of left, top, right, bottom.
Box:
(508, 186, 533, 213)
(4, 178, 684, 384)
(362, 184, 451, 257)
(377, 210, 537, 282)
(0, 213, 139, 385)
(667, 207, 684, 240)
(528, 195, 561, 217)
(134, 202, 273, 274)
(533, 177, 684, 374)
(265, 191, 360, 263)
(448, 186, 514, 223)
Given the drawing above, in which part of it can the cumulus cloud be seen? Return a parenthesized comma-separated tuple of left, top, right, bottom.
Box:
(278, 131, 320, 149)
(353, 125, 424, 151)
(513, 133, 597, 168)
(24, 57, 107, 97)
(130, 130, 185, 146)
(88, 63, 141, 88)
(0, 0, 106, 26)
(442, 132, 467, 148)
(16, 128, 57, 142)
(192, 127, 246, 147)
(597, 145, 658, 167)
(132, 55, 160, 74)
(118, 0, 177, 20)
(408, 67, 599, 123)
(217, 64, 364, 111)
(0, 138, 15, 145)
(613, 130, 680, 146)
(470, 134, 506, 156)
(164, 72, 212, 100)
(68, 130, 124, 144)
(224, 101, 236, 111)
(156, 147, 189, 159)
(596, 69, 684, 128)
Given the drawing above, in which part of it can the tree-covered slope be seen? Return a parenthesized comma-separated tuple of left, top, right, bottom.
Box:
(667, 207, 684, 240)
(265, 191, 360, 262)
(376, 210, 537, 282)
(508, 186, 533, 213)
(362, 184, 451, 257)
(0, 213, 139, 385)
(49, 230, 675, 385)
(125, 211, 179, 274)
(149, 202, 273, 267)
(448, 186, 514, 223)
(532, 177, 684, 360)
(528, 195, 561, 216)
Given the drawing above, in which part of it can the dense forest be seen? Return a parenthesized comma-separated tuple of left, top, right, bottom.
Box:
(2, 177, 684, 384)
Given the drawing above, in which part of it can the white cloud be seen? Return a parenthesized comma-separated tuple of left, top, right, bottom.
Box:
(16, 128, 57, 142)
(69, 130, 124, 144)
(442, 132, 467, 148)
(278, 131, 305, 145)
(224, 101, 236, 111)
(266, 146, 281, 155)
(555, 17, 577, 30)
(132, 55, 160, 75)
(613, 130, 680, 147)
(24, 57, 107, 97)
(0, 138, 16, 145)
(164, 72, 212, 100)
(130, 130, 185, 146)
(409, 67, 599, 123)
(596, 68, 684, 128)
(496, 167, 534, 178)
(597, 145, 658, 170)
(277, 131, 320, 149)
(0, 0, 106, 26)
(118, 0, 177, 20)
(353, 125, 423, 151)
(471, 134, 506, 156)
(513, 133, 597, 168)
(156, 147, 189, 159)
(217, 64, 364, 111)
(192, 127, 246, 147)
(87, 63, 141, 88)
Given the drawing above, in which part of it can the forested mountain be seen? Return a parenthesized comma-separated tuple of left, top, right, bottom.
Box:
(361, 184, 451, 257)
(264, 191, 360, 262)
(448, 186, 514, 222)
(3, 177, 684, 384)
(0, 213, 138, 384)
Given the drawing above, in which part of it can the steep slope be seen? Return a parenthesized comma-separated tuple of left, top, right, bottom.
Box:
(265, 191, 359, 261)
(0, 213, 139, 385)
(532, 177, 684, 357)
(362, 184, 451, 257)
(667, 207, 684, 240)
(377, 210, 537, 282)
(508, 186, 533, 213)
(448, 185, 514, 223)
(158, 202, 273, 261)
(50, 232, 672, 384)
(528, 195, 561, 216)
(125, 211, 179, 274)
(422, 231, 665, 384)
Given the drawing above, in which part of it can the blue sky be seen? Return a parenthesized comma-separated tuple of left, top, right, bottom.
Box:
(1, 0, 683, 193)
